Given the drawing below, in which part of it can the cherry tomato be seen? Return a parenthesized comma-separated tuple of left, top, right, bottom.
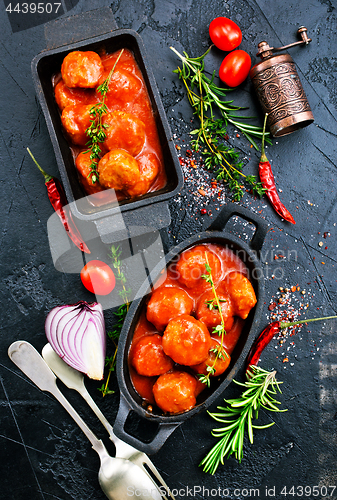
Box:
(80, 260, 116, 295)
(209, 17, 242, 52)
(219, 50, 251, 87)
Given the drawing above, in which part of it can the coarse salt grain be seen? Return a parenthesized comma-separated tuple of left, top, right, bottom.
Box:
(266, 284, 315, 367)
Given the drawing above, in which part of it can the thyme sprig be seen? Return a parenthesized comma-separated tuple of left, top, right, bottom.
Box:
(200, 366, 286, 473)
(171, 46, 268, 201)
(109, 244, 131, 304)
(84, 49, 124, 184)
(99, 244, 130, 397)
(198, 255, 228, 386)
(205, 298, 227, 311)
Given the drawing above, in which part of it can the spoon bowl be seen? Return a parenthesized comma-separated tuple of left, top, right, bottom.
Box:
(8, 340, 163, 500)
(41, 343, 174, 500)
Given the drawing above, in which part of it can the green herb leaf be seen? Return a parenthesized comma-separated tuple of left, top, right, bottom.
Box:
(171, 46, 270, 200)
(200, 366, 286, 473)
(85, 49, 124, 183)
(99, 244, 130, 397)
(199, 254, 228, 386)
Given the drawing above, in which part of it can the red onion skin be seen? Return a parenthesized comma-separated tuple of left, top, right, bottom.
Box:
(45, 301, 106, 380)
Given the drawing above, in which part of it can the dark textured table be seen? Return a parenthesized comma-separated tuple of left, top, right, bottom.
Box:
(1, 1, 337, 499)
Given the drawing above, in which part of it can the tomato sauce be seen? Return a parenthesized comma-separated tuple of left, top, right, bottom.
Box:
(53, 49, 166, 202)
(128, 243, 256, 411)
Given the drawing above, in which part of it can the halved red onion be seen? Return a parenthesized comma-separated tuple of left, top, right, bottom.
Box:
(45, 301, 106, 380)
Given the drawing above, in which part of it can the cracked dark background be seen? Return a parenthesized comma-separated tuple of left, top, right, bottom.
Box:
(0, 0, 337, 499)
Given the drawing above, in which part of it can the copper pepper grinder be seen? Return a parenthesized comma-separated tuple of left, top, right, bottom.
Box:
(250, 27, 314, 137)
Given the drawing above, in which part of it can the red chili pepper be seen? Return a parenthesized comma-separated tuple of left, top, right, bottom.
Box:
(246, 321, 280, 370)
(246, 314, 337, 372)
(27, 148, 90, 254)
(259, 114, 296, 224)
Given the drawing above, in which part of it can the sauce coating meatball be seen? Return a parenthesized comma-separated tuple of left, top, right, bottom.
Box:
(191, 338, 231, 377)
(176, 245, 222, 291)
(221, 272, 257, 319)
(61, 104, 93, 146)
(153, 371, 197, 414)
(196, 289, 234, 332)
(54, 79, 96, 111)
(131, 334, 174, 377)
(55, 48, 166, 201)
(98, 149, 140, 191)
(61, 51, 104, 88)
(102, 68, 143, 107)
(75, 151, 104, 195)
(126, 152, 160, 197)
(162, 315, 211, 366)
(146, 287, 194, 331)
(103, 111, 145, 156)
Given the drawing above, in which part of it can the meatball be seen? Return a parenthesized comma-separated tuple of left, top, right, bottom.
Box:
(153, 371, 197, 414)
(97, 149, 140, 191)
(176, 245, 222, 291)
(124, 99, 152, 124)
(75, 151, 104, 195)
(54, 79, 96, 111)
(101, 49, 135, 75)
(61, 51, 103, 88)
(191, 338, 231, 377)
(221, 272, 257, 319)
(131, 334, 174, 377)
(146, 287, 194, 331)
(125, 152, 160, 197)
(162, 315, 211, 366)
(196, 289, 234, 333)
(103, 111, 145, 156)
(102, 68, 143, 107)
(61, 104, 93, 146)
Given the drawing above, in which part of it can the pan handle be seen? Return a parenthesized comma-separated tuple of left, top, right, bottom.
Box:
(45, 7, 118, 50)
(207, 204, 268, 257)
(113, 393, 181, 455)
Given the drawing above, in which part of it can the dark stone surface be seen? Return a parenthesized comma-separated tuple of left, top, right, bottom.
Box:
(0, 1, 337, 499)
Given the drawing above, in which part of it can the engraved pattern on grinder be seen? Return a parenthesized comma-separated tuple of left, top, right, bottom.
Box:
(253, 62, 307, 125)
(250, 27, 314, 136)
(275, 63, 293, 76)
(263, 83, 281, 106)
(281, 75, 304, 99)
(251, 59, 313, 135)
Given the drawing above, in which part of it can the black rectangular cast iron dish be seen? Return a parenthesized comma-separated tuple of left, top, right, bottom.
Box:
(114, 204, 268, 454)
(31, 29, 183, 223)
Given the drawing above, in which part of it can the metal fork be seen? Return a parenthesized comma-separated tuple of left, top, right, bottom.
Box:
(42, 343, 175, 500)
(9, 341, 164, 500)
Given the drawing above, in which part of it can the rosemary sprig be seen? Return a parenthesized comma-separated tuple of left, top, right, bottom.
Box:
(198, 255, 228, 387)
(99, 244, 130, 397)
(200, 366, 286, 473)
(171, 46, 268, 201)
(84, 49, 124, 184)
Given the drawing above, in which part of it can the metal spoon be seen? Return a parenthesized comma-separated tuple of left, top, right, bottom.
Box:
(41, 343, 174, 500)
(8, 341, 163, 500)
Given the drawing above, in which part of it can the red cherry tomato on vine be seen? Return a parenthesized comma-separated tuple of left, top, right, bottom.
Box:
(80, 260, 116, 295)
(209, 17, 242, 52)
(219, 50, 251, 87)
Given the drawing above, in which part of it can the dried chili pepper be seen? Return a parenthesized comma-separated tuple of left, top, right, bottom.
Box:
(246, 321, 280, 369)
(246, 314, 337, 372)
(259, 114, 296, 224)
(27, 148, 90, 254)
